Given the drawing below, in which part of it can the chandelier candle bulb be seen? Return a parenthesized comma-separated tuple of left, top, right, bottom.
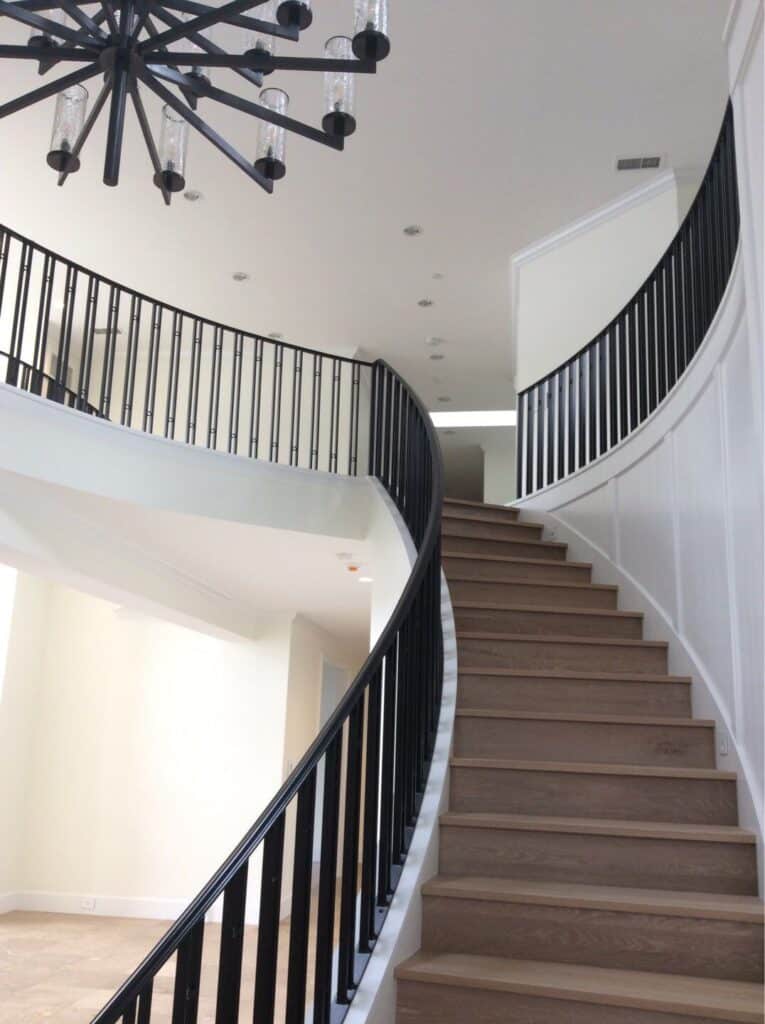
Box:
(247, 0, 278, 68)
(322, 36, 357, 137)
(154, 105, 189, 194)
(255, 88, 289, 180)
(353, 0, 390, 61)
(276, 0, 312, 31)
(47, 84, 88, 174)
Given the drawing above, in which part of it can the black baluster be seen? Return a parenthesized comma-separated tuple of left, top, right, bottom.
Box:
(121, 295, 142, 427)
(270, 342, 284, 463)
(577, 356, 587, 468)
(359, 669, 382, 952)
(185, 319, 202, 444)
(52, 264, 77, 404)
(227, 331, 243, 454)
(377, 644, 397, 904)
(516, 392, 526, 498)
(249, 337, 264, 458)
(588, 345, 597, 461)
(313, 736, 341, 1024)
(598, 338, 608, 456)
(215, 862, 248, 1024)
(627, 304, 638, 434)
(99, 284, 121, 420)
(206, 325, 222, 449)
(143, 303, 163, 433)
(31, 254, 55, 396)
(545, 377, 555, 485)
(136, 981, 153, 1024)
(656, 266, 667, 403)
(310, 354, 322, 471)
(8, 242, 32, 386)
(337, 699, 364, 1003)
(285, 772, 316, 1024)
(646, 280, 658, 414)
(253, 813, 285, 1023)
(171, 918, 204, 1024)
(289, 348, 303, 467)
(77, 276, 100, 411)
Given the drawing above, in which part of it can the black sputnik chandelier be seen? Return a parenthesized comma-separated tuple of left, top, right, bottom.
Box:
(0, 0, 390, 203)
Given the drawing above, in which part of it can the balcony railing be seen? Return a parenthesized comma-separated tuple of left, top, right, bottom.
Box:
(516, 101, 740, 497)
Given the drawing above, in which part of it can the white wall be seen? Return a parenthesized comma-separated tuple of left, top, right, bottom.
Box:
(517, 251, 764, 862)
(482, 432, 517, 505)
(512, 173, 682, 393)
(11, 580, 292, 919)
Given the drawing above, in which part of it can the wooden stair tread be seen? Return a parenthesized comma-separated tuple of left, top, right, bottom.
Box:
(451, 757, 736, 780)
(422, 876, 765, 922)
(395, 953, 765, 1022)
(444, 498, 519, 513)
(457, 631, 668, 649)
(440, 812, 757, 843)
(458, 667, 691, 683)
(445, 531, 566, 550)
(445, 552, 591, 569)
(442, 509, 545, 530)
(453, 601, 642, 619)
(448, 575, 617, 592)
(455, 709, 714, 727)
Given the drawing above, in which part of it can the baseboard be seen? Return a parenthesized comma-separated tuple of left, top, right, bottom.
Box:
(11, 890, 193, 922)
(0, 891, 16, 914)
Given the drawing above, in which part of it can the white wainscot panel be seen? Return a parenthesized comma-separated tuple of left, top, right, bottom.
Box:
(722, 322, 764, 809)
(554, 483, 613, 562)
(615, 442, 678, 625)
(673, 379, 736, 723)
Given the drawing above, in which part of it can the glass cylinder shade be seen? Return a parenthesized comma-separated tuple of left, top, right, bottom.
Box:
(322, 37, 356, 138)
(255, 88, 288, 180)
(247, 0, 278, 63)
(353, 0, 390, 60)
(47, 84, 88, 173)
(154, 105, 189, 193)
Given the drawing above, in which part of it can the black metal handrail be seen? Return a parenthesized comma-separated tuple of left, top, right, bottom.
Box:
(516, 101, 740, 497)
(0, 221, 370, 475)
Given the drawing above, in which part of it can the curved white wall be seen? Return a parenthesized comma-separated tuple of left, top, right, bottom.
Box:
(517, 252, 764, 861)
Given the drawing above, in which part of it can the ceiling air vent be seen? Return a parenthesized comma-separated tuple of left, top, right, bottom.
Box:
(617, 155, 663, 171)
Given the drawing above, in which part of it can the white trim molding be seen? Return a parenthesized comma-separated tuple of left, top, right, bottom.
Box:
(724, 0, 764, 87)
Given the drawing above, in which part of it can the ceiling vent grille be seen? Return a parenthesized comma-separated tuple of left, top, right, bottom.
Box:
(617, 155, 663, 171)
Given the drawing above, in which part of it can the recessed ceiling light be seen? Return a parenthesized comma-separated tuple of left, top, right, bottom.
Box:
(432, 272, 444, 280)
(418, 298, 434, 308)
(403, 224, 423, 236)
(431, 409, 518, 428)
(429, 353, 445, 361)
(232, 271, 250, 282)
(183, 189, 203, 202)
(358, 576, 374, 584)
(426, 336, 446, 347)
(437, 396, 452, 403)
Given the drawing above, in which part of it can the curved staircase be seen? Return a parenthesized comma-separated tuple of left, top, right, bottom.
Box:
(396, 498, 764, 1024)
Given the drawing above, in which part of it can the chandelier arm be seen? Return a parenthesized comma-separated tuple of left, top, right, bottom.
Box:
(129, 80, 171, 206)
(148, 3, 263, 89)
(99, 0, 120, 36)
(137, 0, 271, 54)
(149, 51, 377, 75)
(0, 44, 101, 62)
(0, 62, 102, 120)
(198, 81, 345, 151)
(159, 0, 298, 42)
(130, 1, 153, 42)
(0, 1, 104, 47)
(60, 0, 108, 41)
(58, 74, 114, 187)
(136, 65, 274, 193)
(143, 10, 209, 109)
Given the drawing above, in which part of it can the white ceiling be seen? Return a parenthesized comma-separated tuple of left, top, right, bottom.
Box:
(0, 0, 731, 416)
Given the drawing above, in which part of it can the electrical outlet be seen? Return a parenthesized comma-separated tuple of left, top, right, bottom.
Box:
(80, 896, 96, 912)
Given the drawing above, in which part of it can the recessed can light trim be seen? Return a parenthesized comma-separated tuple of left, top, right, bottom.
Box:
(183, 189, 203, 202)
(232, 271, 250, 282)
(418, 298, 434, 308)
(403, 224, 424, 236)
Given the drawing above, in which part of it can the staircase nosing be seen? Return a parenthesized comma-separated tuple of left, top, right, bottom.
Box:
(444, 552, 592, 568)
(457, 667, 691, 683)
(456, 631, 668, 649)
(450, 756, 736, 780)
(452, 601, 643, 619)
(454, 709, 714, 728)
(421, 877, 764, 922)
(447, 575, 618, 592)
(444, 531, 567, 549)
(438, 812, 757, 843)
